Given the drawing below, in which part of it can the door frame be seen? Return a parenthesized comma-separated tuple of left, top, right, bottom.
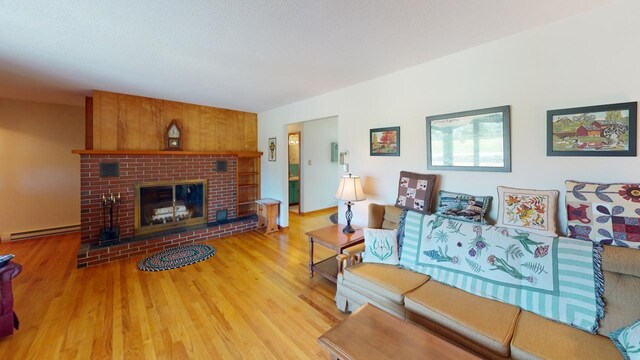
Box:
(288, 131, 302, 214)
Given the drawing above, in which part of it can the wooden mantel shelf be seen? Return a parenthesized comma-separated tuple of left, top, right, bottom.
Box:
(72, 150, 263, 157)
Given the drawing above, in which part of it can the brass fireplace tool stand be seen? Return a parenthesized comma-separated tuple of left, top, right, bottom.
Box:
(99, 193, 121, 245)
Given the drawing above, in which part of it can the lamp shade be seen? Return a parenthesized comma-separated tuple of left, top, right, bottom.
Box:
(335, 174, 366, 202)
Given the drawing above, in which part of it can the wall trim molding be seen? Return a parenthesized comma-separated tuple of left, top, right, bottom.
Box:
(4, 224, 80, 242)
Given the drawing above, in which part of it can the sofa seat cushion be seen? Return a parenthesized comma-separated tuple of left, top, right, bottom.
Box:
(404, 280, 520, 357)
(342, 263, 429, 304)
(511, 311, 621, 360)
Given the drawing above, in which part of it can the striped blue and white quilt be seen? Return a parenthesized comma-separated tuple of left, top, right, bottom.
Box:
(399, 211, 604, 333)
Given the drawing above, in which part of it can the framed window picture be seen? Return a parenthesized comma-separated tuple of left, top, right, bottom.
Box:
(268, 137, 276, 161)
(426, 105, 511, 172)
(547, 102, 637, 157)
(370, 126, 400, 156)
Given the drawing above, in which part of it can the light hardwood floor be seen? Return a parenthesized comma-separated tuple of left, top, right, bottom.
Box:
(0, 209, 345, 359)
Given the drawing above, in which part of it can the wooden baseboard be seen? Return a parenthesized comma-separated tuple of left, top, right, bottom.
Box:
(300, 206, 338, 216)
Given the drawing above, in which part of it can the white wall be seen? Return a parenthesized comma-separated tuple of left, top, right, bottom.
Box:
(285, 118, 340, 214)
(0, 98, 85, 239)
(259, 0, 640, 231)
(300, 116, 340, 213)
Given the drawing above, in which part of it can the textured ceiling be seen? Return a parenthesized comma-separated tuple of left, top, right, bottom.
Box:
(0, 0, 611, 112)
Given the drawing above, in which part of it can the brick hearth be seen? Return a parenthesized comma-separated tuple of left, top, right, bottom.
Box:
(75, 151, 259, 268)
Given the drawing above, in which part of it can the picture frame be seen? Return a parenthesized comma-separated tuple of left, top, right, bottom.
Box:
(547, 102, 637, 157)
(268, 137, 276, 161)
(370, 126, 400, 156)
(426, 105, 511, 172)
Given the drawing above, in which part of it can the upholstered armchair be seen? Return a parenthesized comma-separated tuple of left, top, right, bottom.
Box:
(0, 262, 22, 337)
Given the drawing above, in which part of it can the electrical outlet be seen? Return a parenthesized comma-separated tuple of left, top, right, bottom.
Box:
(308, 160, 312, 165)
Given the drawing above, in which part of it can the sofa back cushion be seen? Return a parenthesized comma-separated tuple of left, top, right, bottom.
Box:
(367, 204, 402, 230)
(598, 245, 640, 336)
(382, 205, 402, 230)
(602, 244, 640, 278)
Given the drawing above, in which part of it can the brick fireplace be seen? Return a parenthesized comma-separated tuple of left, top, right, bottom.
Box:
(74, 150, 259, 268)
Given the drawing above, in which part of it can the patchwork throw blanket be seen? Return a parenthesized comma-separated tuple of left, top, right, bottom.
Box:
(399, 211, 604, 333)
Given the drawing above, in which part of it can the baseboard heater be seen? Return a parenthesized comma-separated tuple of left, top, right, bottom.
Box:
(4, 224, 80, 242)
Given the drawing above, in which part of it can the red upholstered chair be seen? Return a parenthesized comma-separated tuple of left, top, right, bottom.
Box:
(0, 262, 22, 337)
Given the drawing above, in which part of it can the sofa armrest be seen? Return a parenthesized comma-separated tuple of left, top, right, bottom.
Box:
(343, 243, 365, 256)
(337, 253, 363, 276)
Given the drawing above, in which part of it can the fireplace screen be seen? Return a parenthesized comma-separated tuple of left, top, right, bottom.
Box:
(135, 180, 207, 235)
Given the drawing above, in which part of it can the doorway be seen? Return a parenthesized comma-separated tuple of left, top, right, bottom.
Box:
(288, 132, 301, 214)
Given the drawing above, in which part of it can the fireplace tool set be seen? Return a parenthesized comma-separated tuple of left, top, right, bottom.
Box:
(99, 193, 121, 245)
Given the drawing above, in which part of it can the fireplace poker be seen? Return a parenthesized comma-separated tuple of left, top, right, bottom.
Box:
(115, 193, 121, 232)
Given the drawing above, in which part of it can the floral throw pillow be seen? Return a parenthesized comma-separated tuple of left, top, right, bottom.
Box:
(610, 320, 640, 360)
(566, 180, 640, 249)
(497, 186, 559, 237)
(395, 171, 436, 214)
(362, 228, 399, 265)
(435, 190, 492, 224)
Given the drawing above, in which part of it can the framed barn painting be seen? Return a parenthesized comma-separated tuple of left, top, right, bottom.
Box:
(370, 126, 400, 156)
(547, 102, 637, 157)
(426, 105, 511, 172)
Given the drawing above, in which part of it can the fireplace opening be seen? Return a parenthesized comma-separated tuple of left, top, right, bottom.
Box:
(135, 180, 207, 235)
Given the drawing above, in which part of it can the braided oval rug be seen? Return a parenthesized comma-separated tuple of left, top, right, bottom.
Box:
(137, 244, 216, 271)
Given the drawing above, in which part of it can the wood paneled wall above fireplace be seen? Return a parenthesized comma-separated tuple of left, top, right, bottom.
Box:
(89, 90, 257, 152)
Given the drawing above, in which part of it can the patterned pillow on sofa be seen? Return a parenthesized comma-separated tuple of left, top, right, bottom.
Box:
(395, 171, 437, 214)
(362, 228, 399, 265)
(566, 180, 640, 248)
(435, 190, 492, 224)
(610, 320, 640, 360)
(497, 186, 559, 237)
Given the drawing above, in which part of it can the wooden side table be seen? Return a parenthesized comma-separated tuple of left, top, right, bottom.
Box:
(256, 198, 281, 234)
(318, 304, 480, 359)
(305, 224, 364, 283)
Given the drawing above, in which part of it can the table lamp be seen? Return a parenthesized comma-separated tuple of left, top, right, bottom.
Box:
(335, 173, 366, 233)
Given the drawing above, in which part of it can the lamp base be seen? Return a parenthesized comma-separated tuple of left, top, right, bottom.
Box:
(343, 202, 355, 233)
(342, 224, 355, 234)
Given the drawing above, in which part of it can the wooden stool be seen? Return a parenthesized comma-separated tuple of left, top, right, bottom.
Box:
(256, 199, 281, 234)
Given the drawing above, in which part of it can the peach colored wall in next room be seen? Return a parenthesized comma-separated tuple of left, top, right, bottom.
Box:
(0, 98, 84, 240)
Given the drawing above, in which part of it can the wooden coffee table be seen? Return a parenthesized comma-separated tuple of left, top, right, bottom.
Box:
(318, 303, 480, 360)
(305, 224, 364, 283)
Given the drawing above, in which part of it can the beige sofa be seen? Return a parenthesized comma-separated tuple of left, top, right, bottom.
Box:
(335, 204, 640, 359)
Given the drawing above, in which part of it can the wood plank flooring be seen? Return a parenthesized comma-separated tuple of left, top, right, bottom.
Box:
(0, 209, 344, 359)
